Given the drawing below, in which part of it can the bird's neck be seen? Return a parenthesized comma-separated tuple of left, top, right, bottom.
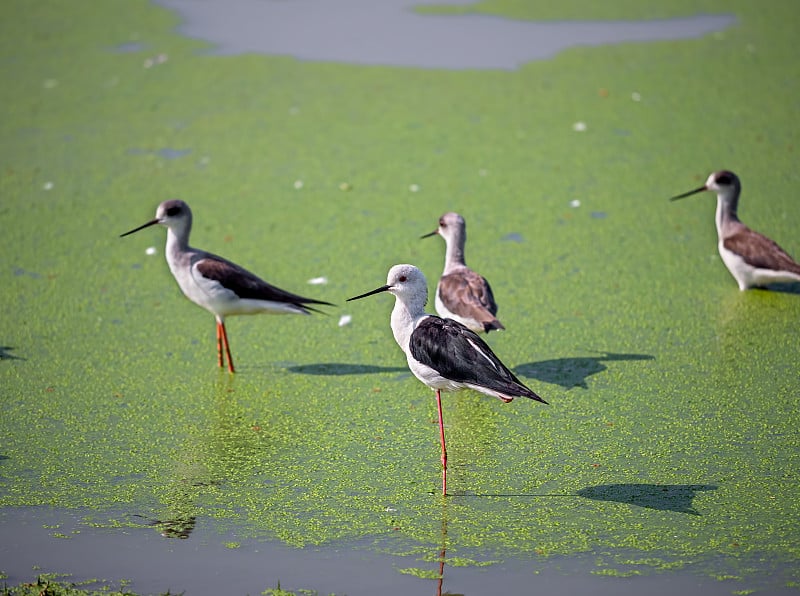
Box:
(165, 227, 190, 269)
(715, 195, 740, 238)
(390, 298, 425, 352)
(443, 236, 466, 273)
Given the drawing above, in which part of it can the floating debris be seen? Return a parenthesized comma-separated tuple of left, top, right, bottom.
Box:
(338, 314, 352, 327)
(42, 181, 54, 191)
(293, 180, 304, 190)
(145, 246, 157, 256)
(409, 183, 420, 192)
(570, 199, 581, 208)
(572, 121, 587, 132)
(144, 54, 168, 69)
(307, 276, 328, 285)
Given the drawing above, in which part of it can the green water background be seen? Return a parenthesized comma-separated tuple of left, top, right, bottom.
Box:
(1, 0, 798, 589)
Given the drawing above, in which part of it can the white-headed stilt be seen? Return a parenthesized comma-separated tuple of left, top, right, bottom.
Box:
(347, 264, 546, 496)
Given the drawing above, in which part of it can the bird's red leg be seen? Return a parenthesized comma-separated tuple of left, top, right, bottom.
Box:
(436, 389, 447, 496)
(219, 320, 235, 373)
(216, 321, 224, 368)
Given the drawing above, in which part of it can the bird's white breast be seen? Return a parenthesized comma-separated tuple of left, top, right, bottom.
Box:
(406, 354, 464, 392)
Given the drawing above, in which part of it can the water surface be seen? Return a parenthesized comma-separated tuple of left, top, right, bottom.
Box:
(155, 0, 737, 69)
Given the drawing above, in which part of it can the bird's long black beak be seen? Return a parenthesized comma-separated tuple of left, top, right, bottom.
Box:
(120, 218, 160, 237)
(347, 284, 392, 301)
(420, 229, 439, 239)
(669, 185, 707, 202)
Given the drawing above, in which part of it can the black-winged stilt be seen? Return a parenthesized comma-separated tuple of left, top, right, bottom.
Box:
(121, 199, 333, 372)
(671, 170, 800, 290)
(347, 264, 546, 496)
(421, 212, 504, 333)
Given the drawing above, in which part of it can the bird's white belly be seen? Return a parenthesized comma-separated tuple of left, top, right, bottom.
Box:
(168, 261, 310, 318)
(718, 243, 753, 290)
(407, 354, 464, 392)
(170, 264, 275, 317)
(169, 263, 220, 312)
(718, 242, 800, 290)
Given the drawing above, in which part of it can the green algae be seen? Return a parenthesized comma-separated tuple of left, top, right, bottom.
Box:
(0, 574, 154, 596)
(1, 0, 799, 591)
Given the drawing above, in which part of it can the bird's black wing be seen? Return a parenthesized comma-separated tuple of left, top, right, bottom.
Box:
(194, 255, 334, 310)
(409, 316, 543, 401)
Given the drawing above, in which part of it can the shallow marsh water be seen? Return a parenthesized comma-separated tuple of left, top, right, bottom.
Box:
(1, 0, 799, 594)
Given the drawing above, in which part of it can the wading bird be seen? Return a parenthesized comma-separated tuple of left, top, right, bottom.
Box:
(671, 170, 800, 290)
(121, 199, 332, 372)
(422, 212, 504, 333)
(348, 264, 546, 495)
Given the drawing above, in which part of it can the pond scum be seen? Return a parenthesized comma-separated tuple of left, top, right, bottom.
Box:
(1, 0, 799, 594)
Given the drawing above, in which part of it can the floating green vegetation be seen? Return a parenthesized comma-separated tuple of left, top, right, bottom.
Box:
(0, 575, 336, 596)
(396, 567, 442, 580)
(1, 0, 799, 591)
(262, 585, 334, 596)
(0, 574, 157, 596)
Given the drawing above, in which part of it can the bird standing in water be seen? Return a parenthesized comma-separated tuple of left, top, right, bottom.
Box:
(121, 199, 333, 372)
(422, 212, 504, 333)
(348, 264, 546, 496)
(671, 170, 800, 290)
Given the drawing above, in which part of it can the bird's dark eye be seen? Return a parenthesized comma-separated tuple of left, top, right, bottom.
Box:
(398, 275, 407, 282)
(166, 206, 181, 216)
(716, 174, 732, 186)
(439, 219, 446, 227)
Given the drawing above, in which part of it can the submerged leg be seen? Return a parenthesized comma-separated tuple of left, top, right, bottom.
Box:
(436, 389, 447, 496)
(219, 319, 235, 373)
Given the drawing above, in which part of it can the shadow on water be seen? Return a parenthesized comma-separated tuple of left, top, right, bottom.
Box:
(756, 282, 800, 295)
(576, 483, 717, 515)
(514, 351, 654, 389)
(286, 362, 408, 376)
(455, 483, 715, 515)
(0, 346, 24, 361)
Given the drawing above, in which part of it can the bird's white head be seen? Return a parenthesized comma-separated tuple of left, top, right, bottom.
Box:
(120, 199, 193, 239)
(670, 170, 741, 207)
(347, 264, 429, 312)
(385, 264, 428, 303)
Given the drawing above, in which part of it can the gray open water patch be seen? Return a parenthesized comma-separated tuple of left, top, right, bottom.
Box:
(1, 506, 795, 596)
(153, 0, 736, 70)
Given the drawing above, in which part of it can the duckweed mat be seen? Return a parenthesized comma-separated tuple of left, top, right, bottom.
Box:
(1, 1, 798, 594)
